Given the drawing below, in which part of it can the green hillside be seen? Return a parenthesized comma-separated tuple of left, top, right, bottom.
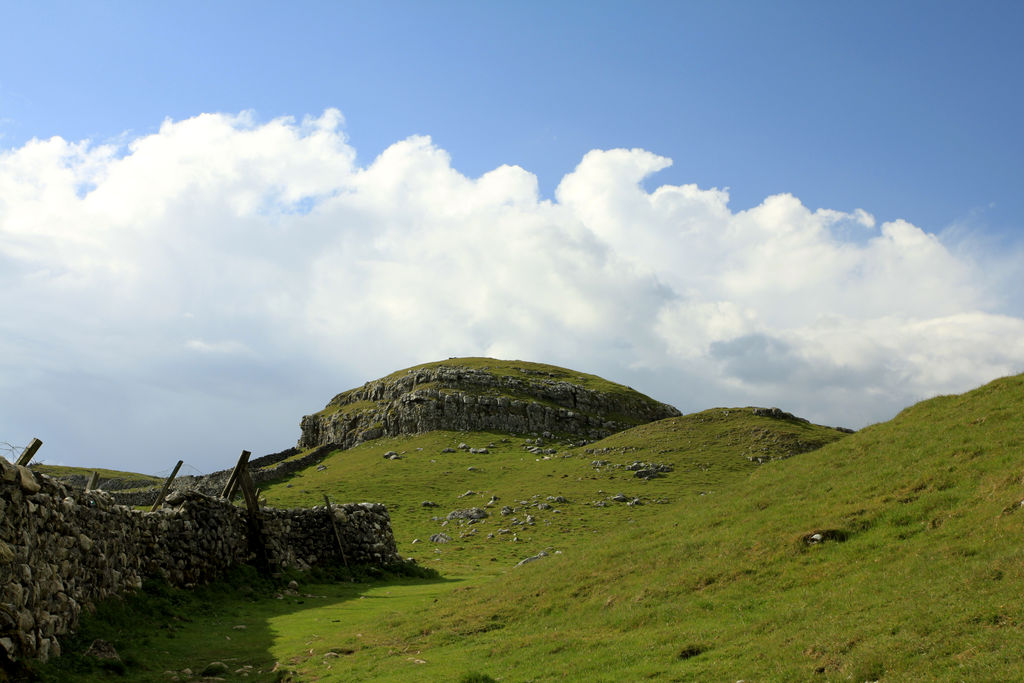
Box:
(28, 369, 1024, 682)
(29, 464, 162, 488)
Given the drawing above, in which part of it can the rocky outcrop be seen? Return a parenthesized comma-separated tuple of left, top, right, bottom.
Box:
(298, 360, 682, 450)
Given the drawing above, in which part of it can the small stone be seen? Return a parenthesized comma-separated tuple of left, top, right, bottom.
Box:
(16, 466, 40, 493)
(84, 639, 120, 662)
(447, 507, 488, 521)
(430, 533, 451, 544)
(515, 551, 549, 567)
(201, 661, 230, 676)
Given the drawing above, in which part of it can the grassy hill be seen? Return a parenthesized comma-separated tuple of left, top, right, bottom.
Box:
(28, 368, 1024, 682)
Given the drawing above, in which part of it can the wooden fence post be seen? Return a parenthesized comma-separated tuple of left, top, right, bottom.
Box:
(238, 468, 261, 516)
(151, 460, 184, 511)
(323, 494, 350, 568)
(237, 464, 271, 573)
(85, 472, 101, 491)
(221, 450, 251, 500)
(16, 438, 42, 467)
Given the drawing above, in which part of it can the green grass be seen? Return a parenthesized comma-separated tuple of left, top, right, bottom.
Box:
(27, 371, 1024, 681)
(29, 464, 163, 486)
(379, 357, 647, 398)
(27, 563, 442, 683)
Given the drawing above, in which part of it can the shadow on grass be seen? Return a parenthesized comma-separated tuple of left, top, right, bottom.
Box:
(20, 561, 454, 683)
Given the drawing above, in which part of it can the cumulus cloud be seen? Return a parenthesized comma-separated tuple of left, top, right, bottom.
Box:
(1, 109, 1021, 470)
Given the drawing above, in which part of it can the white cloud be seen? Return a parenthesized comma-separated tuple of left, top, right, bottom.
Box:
(1, 109, 1021, 470)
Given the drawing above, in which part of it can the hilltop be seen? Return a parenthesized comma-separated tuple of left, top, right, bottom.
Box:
(297, 357, 682, 449)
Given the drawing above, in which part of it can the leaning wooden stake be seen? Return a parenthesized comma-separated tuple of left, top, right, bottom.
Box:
(323, 494, 350, 568)
(221, 450, 252, 500)
(85, 472, 101, 491)
(238, 465, 271, 572)
(151, 460, 184, 511)
(16, 438, 42, 467)
(238, 468, 261, 516)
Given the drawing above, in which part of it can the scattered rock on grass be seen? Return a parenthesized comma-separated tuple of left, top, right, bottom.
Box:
(84, 639, 120, 662)
(201, 661, 230, 676)
(515, 551, 549, 567)
(447, 508, 489, 521)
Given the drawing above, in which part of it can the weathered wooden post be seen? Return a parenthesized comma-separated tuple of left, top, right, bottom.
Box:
(221, 450, 251, 500)
(323, 494, 350, 568)
(238, 468, 261, 516)
(151, 460, 184, 511)
(85, 472, 101, 491)
(237, 462, 271, 573)
(16, 438, 42, 467)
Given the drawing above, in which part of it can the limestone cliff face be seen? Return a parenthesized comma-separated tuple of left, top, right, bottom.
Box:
(298, 359, 681, 450)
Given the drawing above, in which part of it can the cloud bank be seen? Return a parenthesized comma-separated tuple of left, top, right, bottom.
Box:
(2, 110, 1021, 470)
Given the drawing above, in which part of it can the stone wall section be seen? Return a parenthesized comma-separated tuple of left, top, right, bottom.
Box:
(49, 444, 338, 508)
(0, 457, 400, 664)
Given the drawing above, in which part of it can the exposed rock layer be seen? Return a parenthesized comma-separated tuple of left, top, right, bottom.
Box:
(299, 361, 682, 449)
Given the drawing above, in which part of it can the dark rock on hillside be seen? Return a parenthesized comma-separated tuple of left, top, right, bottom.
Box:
(751, 407, 808, 423)
(298, 359, 681, 450)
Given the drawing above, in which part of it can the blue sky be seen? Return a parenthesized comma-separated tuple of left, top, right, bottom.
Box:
(5, 1, 1023, 233)
(2, 1, 1023, 472)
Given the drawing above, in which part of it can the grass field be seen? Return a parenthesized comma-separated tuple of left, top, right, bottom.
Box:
(25, 370, 1024, 681)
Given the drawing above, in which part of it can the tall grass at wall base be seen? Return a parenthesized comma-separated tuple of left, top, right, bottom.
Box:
(25, 561, 434, 682)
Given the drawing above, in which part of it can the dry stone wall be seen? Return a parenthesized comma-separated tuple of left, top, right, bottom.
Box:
(93, 444, 337, 508)
(0, 456, 400, 664)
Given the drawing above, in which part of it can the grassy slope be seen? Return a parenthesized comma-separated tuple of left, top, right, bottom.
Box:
(378, 357, 647, 398)
(29, 373, 1024, 681)
(30, 464, 163, 486)
(370, 374, 1024, 681)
